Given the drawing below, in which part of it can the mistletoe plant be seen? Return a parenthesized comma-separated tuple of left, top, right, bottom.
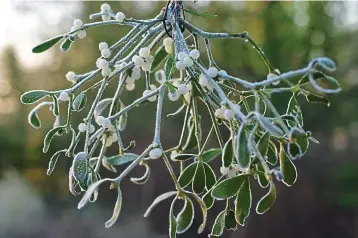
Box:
(21, 1, 341, 237)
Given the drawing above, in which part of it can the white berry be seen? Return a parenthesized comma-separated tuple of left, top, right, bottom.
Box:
(73, 19, 83, 29)
(165, 45, 173, 54)
(102, 15, 111, 21)
(227, 169, 237, 178)
(131, 70, 141, 80)
(175, 61, 185, 71)
(207, 67, 218, 78)
(126, 83, 135, 91)
(132, 66, 141, 73)
(78, 123, 87, 132)
(177, 84, 189, 95)
(97, 59, 109, 70)
(126, 77, 135, 84)
(66, 71, 76, 82)
(215, 108, 224, 119)
(89, 124, 95, 134)
(189, 49, 200, 60)
(183, 57, 193, 67)
(141, 62, 151, 72)
(77, 30, 87, 39)
(101, 3, 111, 12)
(178, 52, 188, 61)
(220, 166, 229, 175)
(101, 67, 112, 77)
(132, 55, 144, 66)
(59, 92, 70, 101)
(139, 47, 151, 58)
(98, 116, 112, 128)
(168, 91, 180, 101)
(267, 73, 279, 85)
(145, 55, 154, 64)
(101, 49, 111, 58)
(115, 12, 125, 22)
(198, 73, 209, 86)
(163, 37, 173, 47)
(224, 109, 235, 120)
(99, 42, 108, 51)
(149, 148, 162, 159)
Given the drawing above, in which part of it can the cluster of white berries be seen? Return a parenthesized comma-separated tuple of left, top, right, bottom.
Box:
(220, 164, 242, 178)
(168, 83, 191, 102)
(96, 116, 112, 128)
(132, 47, 153, 72)
(125, 65, 141, 91)
(100, 3, 112, 21)
(96, 42, 113, 77)
(163, 37, 173, 54)
(71, 19, 86, 39)
(59, 91, 70, 101)
(143, 85, 158, 102)
(215, 105, 235, 120)
(78, 123, 95, 134)
(149, 147, 162, 159)
(65, 71, 77, 84)
(175, 50, 200, 71)
(198, 67, 227, 91)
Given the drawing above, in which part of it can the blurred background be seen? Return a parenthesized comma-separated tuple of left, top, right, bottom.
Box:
(0, 1, 357, 238)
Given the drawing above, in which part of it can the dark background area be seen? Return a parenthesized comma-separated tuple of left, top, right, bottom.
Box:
(0, 1, 357, 238)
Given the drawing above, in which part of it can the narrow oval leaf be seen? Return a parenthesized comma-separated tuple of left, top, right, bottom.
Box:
(203, 162, 216, 190)
(258, 131, 270, 158)
(47, 150, 66, 175)
(211, 174, 248, 200)
(287, 142, 302, 160)
(21, 90, 50, 104)
(94, 98, 112, 118)
(183, 8, 218, 18)
(256, 182, 277, 214)
(192, 162, 206, 194)
(73, 92, 87, 111)
(32, 35, 64, 53)
(60, 38, 73, 52)
(52, 96, 59, 116)
(222, 138, 234, 167)
(202, 148, 221, 163)
(72, 151, 88, 182)
(28, 109, 41, 129)
(279, 144, 297, 186)
(203, 189, 215, 210)
(255, 163, 269, 188)
(172, 154, 195, 161)
(305, 94, 330, 106)
(225, 210, 238, 231)
(169, 197, 178, 238)
(266, 142, 278, 165)
(178, 162, 197, 188)
(144, 191, 177, 217)
(256, 114, 284, 137)
(176, 196, 195, 234)
(286, 94, 303, 127)
(130, 162, 151, 185)
(209, 210, 226, 237)
(43, 126, 66, 153)
(151, 46, 168, 71)
(105, 186, 122, 228)
(235, 125, 251, 169)
(105, 153, 138, 166)
(165, 56, 174, 81)
(189, 192, 207, 234)
(182, 124, 197, 150)
(118, 102, 127, 131)
(235, 176, 252, 226)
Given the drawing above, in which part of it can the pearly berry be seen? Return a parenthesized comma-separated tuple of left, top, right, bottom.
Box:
(163, 37, 173, 47)
(145, 55, 154, 64)
(178, 52, 188, 61)
(183, 57, 193, 67)
(97, 116, 112, 128)
(143, 85, 157, 102)
(218, 69, 227, 76)
(177, 84, 190, 95)
(78, 123, 87, 132)
(175, 61, 185, 71)
(101, 3, 111, 12)
(189, 49, 200, 60)
(168, 91, 180, 101)
(102, 15, 111, 21)
(59, 92, 70, 101)
(99, 42, 108, 51)
(139, 47, 151, 58)
(198, 73, 209, 86)
(141, 62, 151, 72)
(155, 70, 165, 84)
(101, 48, 111, 58)
(126, 83, 135, 91)
(149, 148, 162, 159)
(73, 19, 83, 29)
(97, 59, 109, 70)
(132, 66, 141, 73)
(77, 30, 87, 39)
(207, 67, 218, 78)
(227, 169, 237, 178)
(267, 73, 280, 86)
(89, 124, 95, 134)
(206, 82, 215, 91)
(224, 109, 235, 120)
(101, 67, 112, 77)
(132, 55, 144, 66)
(131, 70, 141, 80)
(165, 45, 173, 54)
(220, 166, 230, 175)
(115, 12, 125, 22)
(215, 108, 224, 119)
(126, 77, 135, 84)
(66, 71, 76, 83)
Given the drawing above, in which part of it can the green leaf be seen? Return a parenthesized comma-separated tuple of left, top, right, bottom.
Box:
(169, 197, 178, 238)
(203, 189, 215, 210)
(176, 196, 195, 234)
(28, 109, 41, 129)
(202, 148, 221, 163)
(144, 191, 177, 217)
(52, 96, 59, 116)
(94, 98, 112, 118)
(209, 210, 226, 237)
(182, 124, 197, 150)
(225, 210, 238, 231)
(32, 35, 64, 53)
(211, 174, 248, 200)
(43, 126, 66, 153)
(151, 46, 168, 71)
(305, 94, 330, 106)
(178, 162, 197, 188)
(235, 125, 251, 169)
(235, 176, 252, 225)
(203, 162, 216, 190)
(172, 153, 195, 161)
(105, 186, 122, 228)
(287, 142, 302, 159)
(192, 161, 206, 194)
(118, 102, 127, 131)
(60, 38, 73, 52)
(73, 92, 87, 111)
(256, 114, 284, 137)
(256, 182, 277, 214)
(266, 142, 278, 165)
(105, 153, 138, 166)
(189, 192, 207, 234)
(130, 162, 150, 185)
(72, 152, 88, 182)
(47, 150, 66, 175)
(255, 163, 269, 188)
(289, 127, 309, 155)
(165, 56, 174, 81)
(183, 8, 218, 18)
(222, 139, 234, 167)
(286, 94, 303, 127)
(279, 143, 297, 186)
(258, 131, 270, 158)
(21, 90, 50, 104)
